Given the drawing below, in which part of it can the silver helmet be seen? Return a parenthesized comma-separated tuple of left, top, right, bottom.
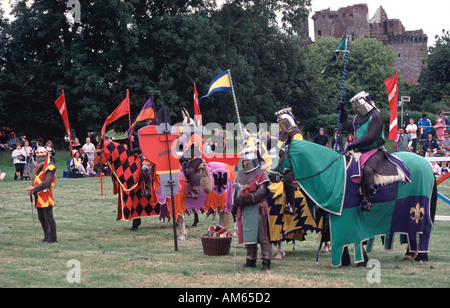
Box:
(275, 107, 297, 133)
(350, 91, 377, 117)
(240, 147, 260, 173)
(35, 147, 49, 167)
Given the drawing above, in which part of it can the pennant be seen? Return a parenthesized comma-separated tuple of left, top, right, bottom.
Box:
(54, 90, 73, 151)
(385, 72, 398, 140)
(101, 89, 130, 137)
(200, 70, 232, 100)
(129, 94, 156, 138)
(193, 82, 201, 127)
(135, 95, 155, 123)
(321, 36, 349, 74)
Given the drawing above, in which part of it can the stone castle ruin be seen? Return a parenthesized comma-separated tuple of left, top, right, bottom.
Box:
(311, 4, 427, 84)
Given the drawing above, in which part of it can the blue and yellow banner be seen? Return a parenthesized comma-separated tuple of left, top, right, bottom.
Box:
(200, 70, 232, 100)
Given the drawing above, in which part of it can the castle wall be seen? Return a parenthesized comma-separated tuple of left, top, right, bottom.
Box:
(311, 3, 428, 84)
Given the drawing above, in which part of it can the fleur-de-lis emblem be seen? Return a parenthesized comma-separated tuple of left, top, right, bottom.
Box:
(410, 203, 425, 224)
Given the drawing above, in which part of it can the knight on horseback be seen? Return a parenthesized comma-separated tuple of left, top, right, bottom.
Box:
(127, 118, 157, 197)
(339, 91, 408, 212)
(269, 107, 303, 215)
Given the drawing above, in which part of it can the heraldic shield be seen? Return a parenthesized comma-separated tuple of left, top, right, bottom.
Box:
(138, 124, 181, 196)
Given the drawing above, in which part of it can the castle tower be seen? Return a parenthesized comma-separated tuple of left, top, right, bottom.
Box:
(312, 4, 428, 84)
(369, 6, 428, 84)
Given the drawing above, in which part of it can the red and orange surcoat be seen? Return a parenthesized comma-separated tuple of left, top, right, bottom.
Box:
(33, 164, 56, 208)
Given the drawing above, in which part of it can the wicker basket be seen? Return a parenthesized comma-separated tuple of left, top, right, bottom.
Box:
(201, 236, 232, 256)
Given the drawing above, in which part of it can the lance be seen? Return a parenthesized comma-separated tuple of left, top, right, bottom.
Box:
(227, 69, 244, 137)
(335, 34, 351, 152)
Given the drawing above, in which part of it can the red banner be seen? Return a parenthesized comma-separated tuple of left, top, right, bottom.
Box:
(193, 82, 201, 127)
(54, 90, 73, 151)
(385, 72, 398, 140)
(101, 89, 130, 137)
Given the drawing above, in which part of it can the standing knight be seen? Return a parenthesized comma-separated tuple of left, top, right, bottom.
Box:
(27, 148, 57, 243)
(232, 147, 272, 271)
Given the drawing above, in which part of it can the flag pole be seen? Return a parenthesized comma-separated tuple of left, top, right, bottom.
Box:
(227, 69, 244, 136)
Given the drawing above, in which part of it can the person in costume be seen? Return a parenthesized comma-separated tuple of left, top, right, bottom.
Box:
(232, 147, 272, 271)
(339, 91, 406, 212)
(26, 148, 57, 243)
(269, 108, 303, 215)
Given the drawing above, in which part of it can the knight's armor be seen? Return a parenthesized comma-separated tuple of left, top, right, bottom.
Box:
(270, 108, 302, 215)
(340, 91, 398, 212)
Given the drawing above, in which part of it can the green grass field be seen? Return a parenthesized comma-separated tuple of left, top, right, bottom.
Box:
(0, 145, 449, 288)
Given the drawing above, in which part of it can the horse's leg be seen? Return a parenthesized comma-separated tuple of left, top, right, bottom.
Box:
(403, 247, 416, 261)
(356, 247, 369, 267)
(274, 243, 285, 259)
(341, 247, 351, 266)
(177, 215, 188, 241)
(414, 253, 428, 262)
(130, 218, 141, 232)
(192, 212, 199, 228)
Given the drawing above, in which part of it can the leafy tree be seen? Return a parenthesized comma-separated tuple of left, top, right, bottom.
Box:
(302, 36, 399, 133)
(416, 30, 450, 109)
(0, 0, 314, 141)
(0, 1, 69, 139)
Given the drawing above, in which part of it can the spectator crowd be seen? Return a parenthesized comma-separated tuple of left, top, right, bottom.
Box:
(2, 109, 450, 182)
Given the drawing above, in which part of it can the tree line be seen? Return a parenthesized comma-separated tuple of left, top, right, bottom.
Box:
(0, 1, 447, 143)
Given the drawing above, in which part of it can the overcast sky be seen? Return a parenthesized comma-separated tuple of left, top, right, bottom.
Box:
(308, 0, 450, 46)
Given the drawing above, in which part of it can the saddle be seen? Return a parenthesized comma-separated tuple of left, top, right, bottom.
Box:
(346, 149, 411, 186)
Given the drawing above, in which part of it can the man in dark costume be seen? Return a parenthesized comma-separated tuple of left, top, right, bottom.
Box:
(339, 91, 403, 212)
(232, 147, 272, 271)
(269, 108, 303, 215)
(26, 148, 57, 243)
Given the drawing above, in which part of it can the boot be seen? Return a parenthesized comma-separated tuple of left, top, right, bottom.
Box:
(243, 259, 256, 268)
(284, 202, 295, 215)
(284, 178, 297, 215)
(360, 184, 376, 212)
(41, 228, 49, 243)
(261, 259, 271, 271)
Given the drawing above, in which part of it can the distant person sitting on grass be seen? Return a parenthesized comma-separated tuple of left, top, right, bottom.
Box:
(0, 168, 5, 182)
(86, 159, 99, 177)
(70, 151, 86, 176)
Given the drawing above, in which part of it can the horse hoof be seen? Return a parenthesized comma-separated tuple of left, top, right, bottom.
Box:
(274, 252, 285, 260)
(178, 234, 188, 241)
(402, 253, 416, 261)
(415, 253, 428, 262)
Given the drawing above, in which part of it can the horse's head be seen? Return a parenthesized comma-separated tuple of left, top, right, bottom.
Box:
(94, 139, 111, 166)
